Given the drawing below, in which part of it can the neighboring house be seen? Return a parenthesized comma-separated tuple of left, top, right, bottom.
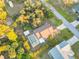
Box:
(0, 55, 4, 59)
(34, 22, 58, 40)
(63, 0, 79, 5)
(48, 41, 75, 59)
(63, 0, 74, 5)
(72, 4, 79, 14)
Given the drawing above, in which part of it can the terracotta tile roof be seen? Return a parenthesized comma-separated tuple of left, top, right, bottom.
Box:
(33, 22, 58, 39)
(34, 22, 51, 33)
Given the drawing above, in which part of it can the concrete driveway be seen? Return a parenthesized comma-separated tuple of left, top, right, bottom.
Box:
(5, 0, 24, 16)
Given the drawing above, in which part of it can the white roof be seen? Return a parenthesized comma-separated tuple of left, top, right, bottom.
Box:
(39, 38, 45, 43)
(8, 1, 14, 8)
(24, 30, 30, 36)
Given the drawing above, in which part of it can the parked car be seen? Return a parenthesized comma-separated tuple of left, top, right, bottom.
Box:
(6, 0, 14, 8)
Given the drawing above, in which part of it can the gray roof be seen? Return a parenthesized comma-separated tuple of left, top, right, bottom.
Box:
(33, 22, 53, 33)
(28, 34, 39, 48)
(73, 4, 79, 11)
(48, 47, 64, 59)
(69, 56, 75, 59)
(48, 41, 74, 59)
(59, 41, 68, 49)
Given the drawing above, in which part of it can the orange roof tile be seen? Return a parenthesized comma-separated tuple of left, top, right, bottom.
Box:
(34, 22, 58, 39)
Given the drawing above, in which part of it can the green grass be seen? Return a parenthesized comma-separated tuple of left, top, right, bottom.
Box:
(76, 25, 79, 31)
(72, 42, 79, 59)
(23, 26, 32, 30)
(54, 28, 73, 42)
(46, 8, 62, 26)
(55, 7, 75, 22)
(47, 1, 75, 22)
(49, 17, 62, 26)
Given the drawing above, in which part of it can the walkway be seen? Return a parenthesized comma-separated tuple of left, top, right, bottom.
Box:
(57, 20, 79, 30)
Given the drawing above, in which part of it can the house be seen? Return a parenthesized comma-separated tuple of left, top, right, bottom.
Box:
(63, 0, 79, 5)
(25, 22, 58, 49)
(33, 22, 58, 40)
(72, 4, 79, 14)
(0, 55, 4, 59)
(48, 41, 75, 59)
(63, 0, 74, 5)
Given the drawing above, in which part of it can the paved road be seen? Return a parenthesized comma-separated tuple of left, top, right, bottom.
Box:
(57, 20, 79, 30)
(41, 0, 79, 39)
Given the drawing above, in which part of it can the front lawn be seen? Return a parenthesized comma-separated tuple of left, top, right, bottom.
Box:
(49, 17, 62, 26)
(54, 28, 73, 42)
(56, 7, 75, 22)
(46, 8, 62, 26)
(47, 1, 75, 22)
(72, 42, 79, 59)
(76, 25, 79, 31)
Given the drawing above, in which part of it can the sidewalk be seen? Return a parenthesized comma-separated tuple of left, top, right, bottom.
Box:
(57, 20, 79, 30)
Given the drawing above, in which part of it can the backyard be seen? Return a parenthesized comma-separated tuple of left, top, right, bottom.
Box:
(72, 42, 79, 59)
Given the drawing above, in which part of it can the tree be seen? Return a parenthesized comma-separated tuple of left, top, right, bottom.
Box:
(11, 42, 19, 49)
(32, 18, 41, 27)
(0, 45, 9, 52)
(16, 15, 29, 23)
(23, 41, 30, 51)
(8, 48, 16, 59)
(0, 0, 5, 8)
(0, 8, 7, 21)
(46, 36, 59, 48)
(0, 24, 17, 41)
(22, 53, 32, 59)
(6, 30, 17, 41)
(16, 0, 46, 28)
